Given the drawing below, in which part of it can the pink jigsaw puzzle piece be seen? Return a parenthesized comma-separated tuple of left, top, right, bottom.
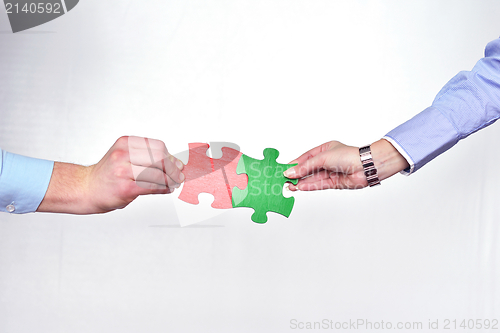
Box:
(178, 143, 248, 209)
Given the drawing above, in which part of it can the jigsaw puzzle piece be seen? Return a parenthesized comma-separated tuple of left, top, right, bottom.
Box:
(178, 143, 248, 209)
(173, 186, 227, 227)
(232, 148, 298, 223)
(178, 143, 212, 205)
(207, 142, 240, 159)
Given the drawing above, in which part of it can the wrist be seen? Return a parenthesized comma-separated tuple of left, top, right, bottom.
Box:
(359, 145, 381, 187)
(37, 162, 93, 214)
(369, 139, 410, 181)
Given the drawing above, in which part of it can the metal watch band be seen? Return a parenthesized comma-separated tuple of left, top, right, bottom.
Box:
(359, 145, 381, 187)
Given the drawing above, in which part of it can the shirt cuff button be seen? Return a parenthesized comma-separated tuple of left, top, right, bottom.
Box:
(6, 204, 15, 213)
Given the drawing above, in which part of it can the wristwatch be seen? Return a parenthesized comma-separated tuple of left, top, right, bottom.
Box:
(359, 145, 381, 187)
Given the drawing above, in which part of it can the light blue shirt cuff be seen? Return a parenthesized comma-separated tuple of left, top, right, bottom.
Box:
(384, 106, 459, 175)
(0, 151, 54, 214)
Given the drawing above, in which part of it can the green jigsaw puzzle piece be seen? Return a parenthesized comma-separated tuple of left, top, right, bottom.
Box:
(232, 148, 298, 223)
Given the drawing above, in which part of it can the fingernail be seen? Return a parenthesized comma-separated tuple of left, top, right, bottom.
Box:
(176, 160, 184, 170)
(284, 167, 296, 178)
(179, 173, 185, 182)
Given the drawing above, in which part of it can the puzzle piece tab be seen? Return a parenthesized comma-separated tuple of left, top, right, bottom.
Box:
(178, 143, 248, 209)
(232, 148, 298, 223)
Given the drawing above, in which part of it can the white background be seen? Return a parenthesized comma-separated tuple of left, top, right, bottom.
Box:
(1, 1, 500, 332)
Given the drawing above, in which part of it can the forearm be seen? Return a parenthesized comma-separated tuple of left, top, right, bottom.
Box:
(14, 136, 181, 215)
(37, 162, 93, 214)
(384, 38, 500, 174)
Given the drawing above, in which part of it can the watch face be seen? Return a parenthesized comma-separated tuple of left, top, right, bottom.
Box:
(365, 169, 377, 177)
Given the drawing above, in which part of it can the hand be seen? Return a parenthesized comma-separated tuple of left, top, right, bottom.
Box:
(284, 139, 409, 191)
(37, 136, 185, 214)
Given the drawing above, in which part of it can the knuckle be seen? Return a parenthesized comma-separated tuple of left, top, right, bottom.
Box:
(326, 140, 340, 150)
(153, 150, 167, 163)
(148, 138, 168, 152)
(116, 136, 129, 147)
(110, 149, 128, 162)
(114, 164, 131, 179)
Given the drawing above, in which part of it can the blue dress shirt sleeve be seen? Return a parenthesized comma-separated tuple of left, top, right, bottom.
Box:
(384, 37, 500, 175)
(0, 149, 54, 214)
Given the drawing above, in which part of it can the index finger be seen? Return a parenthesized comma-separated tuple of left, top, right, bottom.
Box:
(284, 151, 330, 179)
(288, 141, 343, 164)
